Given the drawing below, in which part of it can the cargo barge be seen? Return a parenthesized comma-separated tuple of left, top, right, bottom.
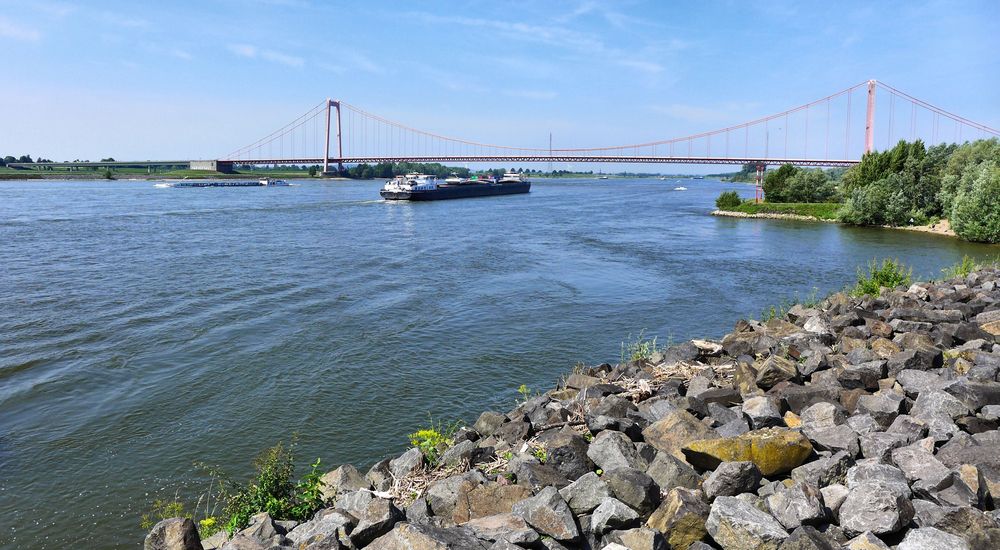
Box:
(379, 172, 530, 201)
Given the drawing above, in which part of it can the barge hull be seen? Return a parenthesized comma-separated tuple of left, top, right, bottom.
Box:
(380, 182, 530, 201)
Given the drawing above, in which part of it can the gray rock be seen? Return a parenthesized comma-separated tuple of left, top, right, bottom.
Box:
(319, 464, 370, 502)
(799, 402, 845, 430)
(897, 527, 970, 550)
(891, 446, 950, 484)
(844, 531, 890, 550)
(439, 439, 478, 467)
(474, 411, 507, 437)
(511, 486, 579, 541)
(885, 415, 928, 443)
(839, 481, 915, 537)
(845, 413, 881, 435)
(144, 518, 204, 550)
(790, 451, 852, 487)
(888, 348, 941, 377)
(803, 424, 859, 457)
(765, 482, 826, 530)
(426, 471, 485, 518)
(911, 389, 971, 421)
(717, 417, 752, 437)
(896, 369, 949, 396)
(913, 472, 979, 508)
(704, 461, 762, 500)
(778, 525, 840, 550)
(603, 527, 668, 550)
(541, 432, 594, 481)
(838, 361, 885, 390)
(819, 484, 848, 518)
(845, 460, 911, 498)
(286, 509, 355, 546)
(591, 497, 640, 534)
(349, 497, 404, 547)
(586, 430, 644, 472)
(706, 496, 789, 550)
(743, 396, 784, 429)
(335, 489, 373, 517)
(756, 355, 798, 389)
(367, 522, 488, 549)
(461, 513, 538, 545)
(510, 458, 570, 491)
(644, 451, 702, 491)
(911, 498, 951, 527)
(859, 431, 910, 461)
(366, 459, 393, 492)
(603, 467, 660, 516)
(855, 391, 904, 429)
(558, 472, 610, 515)
(389, 447, 424, 480)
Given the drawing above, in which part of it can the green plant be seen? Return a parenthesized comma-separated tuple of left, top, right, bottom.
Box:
(289, 458, 325, 520)
(852, 258, 912, 297)
(140, 499, 188, 530)
(530, 444, 548, 463)
(620, 330, 661, 364)
(408, 417, 462, 467)
(951, 161, 1000, 243)
(942, 255, 978, 279)
(517, 384, 532, 403)
(715, 190, 742, 209)
(103, 168, 115, 180)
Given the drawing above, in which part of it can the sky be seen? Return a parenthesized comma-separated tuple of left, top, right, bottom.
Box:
(0, 0, 998, 171)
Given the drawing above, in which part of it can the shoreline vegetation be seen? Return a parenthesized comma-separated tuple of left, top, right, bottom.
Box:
(144, 258, 1000, 550)
(714, 137, 1000, 244)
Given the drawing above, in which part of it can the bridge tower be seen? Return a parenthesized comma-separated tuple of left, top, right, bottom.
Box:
(864, 79, 877, 154)
(754, 163, 766, 203)
(322, 99, 344, 176)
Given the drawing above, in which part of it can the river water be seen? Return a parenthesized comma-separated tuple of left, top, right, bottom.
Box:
(0, 177, 995, 548)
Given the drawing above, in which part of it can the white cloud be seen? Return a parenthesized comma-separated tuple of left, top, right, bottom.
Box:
(0, 16, 41, 42)
(618, 59, 664, 74)
(261, 50, 304, 67)
(34, 2, 76, 17)
(228, 43, 303, 67)
(170, 48, 193, 60)
(228, 43, 258, 58)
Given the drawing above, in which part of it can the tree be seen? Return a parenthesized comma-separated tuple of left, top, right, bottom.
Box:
(951, 161, 1000, 243)
(715, 191, 742, 209)
(782, 169, 837, 203)
(17, 155, 33, 163)
(308, 165, 317, 177)
(762, 164, 799, 203)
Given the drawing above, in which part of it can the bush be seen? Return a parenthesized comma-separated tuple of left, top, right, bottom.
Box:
(715, 191, 742, 209)
(782, 169, 838, 203)
(950, 161, 1000, 243)
(942, 255, 977, 279)
(852, 258, 912, 297)
(839, 176, 912, 226)
(408, 418, 462, 467)
(620, 330, 663, 364)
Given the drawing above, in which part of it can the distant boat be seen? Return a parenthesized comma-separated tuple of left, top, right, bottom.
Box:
(259, 177, 290, 186)
(598, 176, 609, 180)
(693, 176, 705, 180)
(658, 176, 667, 180)
(674, 186, 688, 191)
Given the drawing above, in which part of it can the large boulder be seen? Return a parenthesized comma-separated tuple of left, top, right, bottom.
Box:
(683, 428, 813, 476)
(646, 487, 710, 550)
(366, 522, 489, 549)
(319, 464, 370, 502)
(558, 472, 610, 515)
(839, 481, 915, 537)
(643, 410, 718, 460)
(603, 468, 661, 516)
(144, 518, 204, 550)
(703, 461, 761, 501)
(511, 486, 579, 542)
(706, 496, 788, 550)
(453, 481, 532, 523)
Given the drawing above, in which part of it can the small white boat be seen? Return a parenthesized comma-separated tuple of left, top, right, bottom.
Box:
(658, 176, 667, 180)
(674, 186, 688, 191)
(598, 175, 609, 180)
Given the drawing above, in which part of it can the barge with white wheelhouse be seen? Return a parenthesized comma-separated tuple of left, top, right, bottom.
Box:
(380, 172, 530, 201)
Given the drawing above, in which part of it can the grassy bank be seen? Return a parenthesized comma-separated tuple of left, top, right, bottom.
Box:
(721, 201, 841, 220)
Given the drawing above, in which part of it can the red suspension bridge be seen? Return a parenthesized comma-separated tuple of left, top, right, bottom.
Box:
(220, 80, 999, 177)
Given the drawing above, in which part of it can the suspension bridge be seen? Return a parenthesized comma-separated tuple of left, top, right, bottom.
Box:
(11, 80, 1000, 177)
(217, 79, 999, 177)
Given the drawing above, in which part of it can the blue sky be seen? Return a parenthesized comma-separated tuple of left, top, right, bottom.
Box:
(1, 0, 998, 170)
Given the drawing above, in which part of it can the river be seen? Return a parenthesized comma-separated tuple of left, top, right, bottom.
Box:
(0, 177, 994, 548)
